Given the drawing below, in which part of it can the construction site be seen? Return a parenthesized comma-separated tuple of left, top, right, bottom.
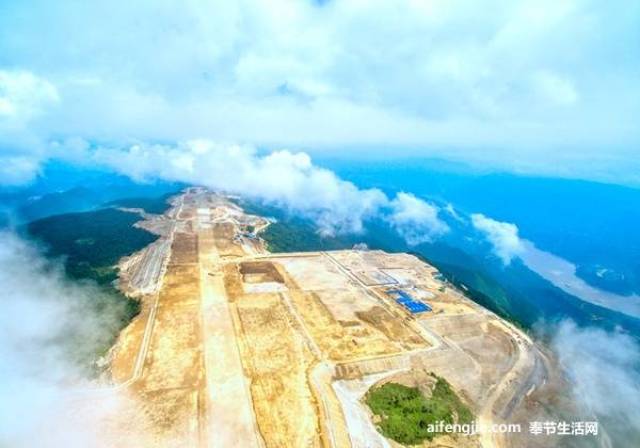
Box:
(101, 188, 556, 448)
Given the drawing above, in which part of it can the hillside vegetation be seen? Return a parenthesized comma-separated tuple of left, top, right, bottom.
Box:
(27, 208, 157, 285)
(366, 378, 473, 445)
(26, 208, 159, 371)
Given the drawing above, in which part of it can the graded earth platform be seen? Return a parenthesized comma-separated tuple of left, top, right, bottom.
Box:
(101, 189, 557, 448)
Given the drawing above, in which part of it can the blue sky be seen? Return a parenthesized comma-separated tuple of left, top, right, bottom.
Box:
(0, 0, 639, 185)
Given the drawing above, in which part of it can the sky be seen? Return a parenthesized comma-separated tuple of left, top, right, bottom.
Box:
(0, 0, 639, 186)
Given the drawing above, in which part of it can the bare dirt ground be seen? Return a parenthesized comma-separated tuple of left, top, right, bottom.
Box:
(93, 188, 560, 447)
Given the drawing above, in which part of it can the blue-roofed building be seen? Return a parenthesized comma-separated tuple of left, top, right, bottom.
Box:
(388, 289, 432, 314)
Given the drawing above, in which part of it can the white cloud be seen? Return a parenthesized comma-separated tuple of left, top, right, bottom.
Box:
(471, 213, 525, 264)
(92, 140, 390, 235)
(0, 155, 42, 185)
(444, 203, 463, 222)
(89, 140, 451, 242)
(532, 70, 579, 106)
(551, 320, 640, 443)
(0, 232, 145, 447)
(388, 192, 449, 245)
(0, 0, 638, 186)
(0, 70, 58, 125)
(0, 70, 59, 185)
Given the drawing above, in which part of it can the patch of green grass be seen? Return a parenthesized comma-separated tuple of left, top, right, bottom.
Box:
(366, 378, 473, 445)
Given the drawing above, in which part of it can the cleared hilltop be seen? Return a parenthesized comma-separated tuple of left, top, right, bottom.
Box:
(58, 188, 567, 447)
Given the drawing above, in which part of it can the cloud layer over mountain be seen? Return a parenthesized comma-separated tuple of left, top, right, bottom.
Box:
(0, 232, 142, 447)
(90, 139, 447, 238)
(471, 213, 524, 264)
(551, 320, 640, 443)
(1, 0, 639, 185)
